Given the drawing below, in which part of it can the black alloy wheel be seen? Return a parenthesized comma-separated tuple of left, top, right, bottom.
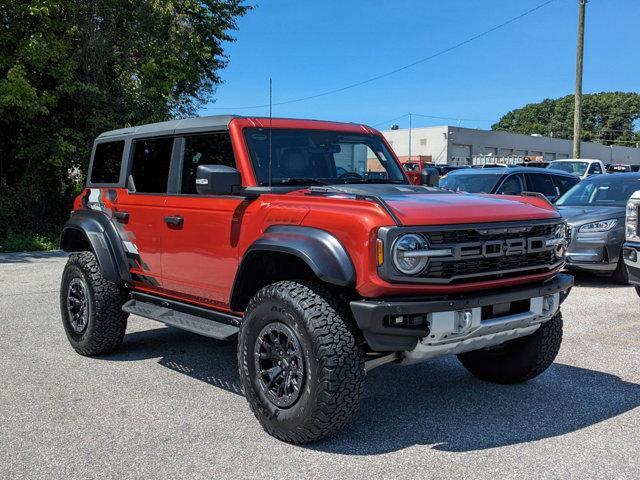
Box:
(254, 322, 305, 408)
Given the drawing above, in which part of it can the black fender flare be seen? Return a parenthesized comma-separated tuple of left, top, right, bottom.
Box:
(60, 210, 130, 284)
(231, 225, 356, 307)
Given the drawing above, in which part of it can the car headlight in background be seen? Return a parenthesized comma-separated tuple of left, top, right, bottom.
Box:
(391, 234, 452, 275)
(578, 219, 617, 233)
(627, 198, 640, 242)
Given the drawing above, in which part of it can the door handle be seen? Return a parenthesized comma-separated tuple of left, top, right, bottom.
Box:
(164, 215, 184, 227)
(113, 211, 129, 223)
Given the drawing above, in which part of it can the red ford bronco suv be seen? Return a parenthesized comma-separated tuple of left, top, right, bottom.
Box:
(60, 116, 573, 443)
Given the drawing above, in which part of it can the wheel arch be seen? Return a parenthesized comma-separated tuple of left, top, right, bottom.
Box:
(230, 225, 356, 311)
(60, 210, 130, 284)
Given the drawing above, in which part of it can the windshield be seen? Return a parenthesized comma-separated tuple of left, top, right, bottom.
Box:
(243, 128, 406, 186)
(439, 172, 502, 193)
(548, 161, 588, 176)
(556, 176, 640, 207)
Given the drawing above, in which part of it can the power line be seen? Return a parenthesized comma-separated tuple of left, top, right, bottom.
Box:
(203, 0, 557, 111)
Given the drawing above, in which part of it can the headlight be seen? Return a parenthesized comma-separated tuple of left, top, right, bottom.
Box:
(391, 234, 452, 275)
(578, 219, 617, 233)
(627, 198, 640, 242)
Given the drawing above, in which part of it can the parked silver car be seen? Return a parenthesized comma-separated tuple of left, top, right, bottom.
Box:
(556, 173, 640, 283)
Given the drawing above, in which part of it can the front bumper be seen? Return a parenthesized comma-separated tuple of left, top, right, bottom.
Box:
(350, 273, 573, 355)
(623, 242, 640, 285)
(565, 233, 622, 272)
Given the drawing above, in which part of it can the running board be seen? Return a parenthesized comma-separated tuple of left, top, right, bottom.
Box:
(122, 299, 239, 340)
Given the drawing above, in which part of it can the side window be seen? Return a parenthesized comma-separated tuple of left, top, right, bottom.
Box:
(180, 132, 236, 194)
(553, 175, 579, 195)
(90, 141, 124, 184)
(496, 174, 525, 195)
(589, 163, 602, 174)
(525, 173, 557, 197)
(130, 137, 174, 193)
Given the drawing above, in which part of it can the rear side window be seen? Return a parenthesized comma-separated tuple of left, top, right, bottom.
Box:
(525, 173, 557, 197)
(130, 137, 174, 193)
(588, 163, 603, 174)
(553, 175, 579, 195)
(90, 141, 124, 184)
(180, 133, 236, 194)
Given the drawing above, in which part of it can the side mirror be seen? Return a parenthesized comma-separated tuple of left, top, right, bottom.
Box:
(420, 166, 440, 187)
(196, 165, 241, 195)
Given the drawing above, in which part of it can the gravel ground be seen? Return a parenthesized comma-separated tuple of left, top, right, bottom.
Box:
(1, 251, 639, 479)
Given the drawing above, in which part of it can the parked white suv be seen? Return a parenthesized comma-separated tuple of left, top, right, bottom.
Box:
(547, 158, 605, 180)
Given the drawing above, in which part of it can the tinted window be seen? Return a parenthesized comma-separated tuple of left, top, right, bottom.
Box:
(130, 137, 173, 193)
(496, 174, 525, 195)
(589, 163, 603, 174)
(90, 141, 124, 184)
(552, 175, 579, 195)
(525, 173, 557, 197)
(439, 172, 502, 193)
(180, 133, 236, 194)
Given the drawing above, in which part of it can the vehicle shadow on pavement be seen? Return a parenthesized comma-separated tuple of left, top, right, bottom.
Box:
(102, 325, 243, 396)
(315, 358, 640, 455)
(102, 325, 640, 455)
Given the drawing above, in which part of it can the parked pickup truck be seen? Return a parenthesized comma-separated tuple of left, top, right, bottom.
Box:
(623, 190, 640, 297)
(59, 115, 573, 443)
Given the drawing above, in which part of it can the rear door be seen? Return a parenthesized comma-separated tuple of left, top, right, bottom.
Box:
(524, 172, 559, 201)
(161, 131, 245, 308)
(115, 136, 174, 288)
(551, 174, 579, 199)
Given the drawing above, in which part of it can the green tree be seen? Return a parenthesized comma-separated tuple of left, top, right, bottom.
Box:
(0, 0, 248, 250)
(492, 92, 640, 147)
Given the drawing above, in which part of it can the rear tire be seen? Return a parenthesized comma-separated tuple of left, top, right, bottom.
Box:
(457, 311, 562, 384)
(238, 281, 365, 444)
(60, 252, 128, 356)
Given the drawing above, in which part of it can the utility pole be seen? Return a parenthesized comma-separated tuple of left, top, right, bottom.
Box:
(408, 113, 412, 161)
(573, 0, 587, 158)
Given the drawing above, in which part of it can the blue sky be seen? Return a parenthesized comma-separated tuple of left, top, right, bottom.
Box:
(200, 0, 639, 131)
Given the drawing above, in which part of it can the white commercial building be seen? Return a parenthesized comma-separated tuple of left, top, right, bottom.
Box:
(381, 126, 640, 165)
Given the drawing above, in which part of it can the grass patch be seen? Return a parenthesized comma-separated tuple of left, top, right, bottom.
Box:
(0, 230, 58, 253)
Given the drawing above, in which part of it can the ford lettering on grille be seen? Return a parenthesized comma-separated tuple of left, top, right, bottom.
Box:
(452, 236, 548, 260)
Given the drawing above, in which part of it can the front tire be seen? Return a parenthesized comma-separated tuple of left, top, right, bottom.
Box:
(457, 311, 563, 384)
(238, 281, 365, 444)
(60, 251, 128, 356)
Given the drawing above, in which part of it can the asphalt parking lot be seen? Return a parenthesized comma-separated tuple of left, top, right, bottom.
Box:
(1, 252, 639, 479)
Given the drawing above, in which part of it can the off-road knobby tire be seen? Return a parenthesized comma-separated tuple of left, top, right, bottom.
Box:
(457, 311, 563, 384)
(238, 281, 365, 444)
(612, 254, 630, 284)
(60, 251, 128, 356)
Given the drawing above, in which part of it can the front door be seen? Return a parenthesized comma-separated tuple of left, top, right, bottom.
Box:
(161, 131, 246, 308)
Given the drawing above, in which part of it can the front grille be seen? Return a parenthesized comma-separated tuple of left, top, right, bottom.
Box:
(425, 223, 557, 245)
(423, 250, 556, 281)
(379, 220, 565, 285)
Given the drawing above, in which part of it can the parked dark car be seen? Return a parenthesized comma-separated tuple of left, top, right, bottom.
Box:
(435, 165, 470, 176)
(439, 166, 580, 202)
(556, 172, 640, 283)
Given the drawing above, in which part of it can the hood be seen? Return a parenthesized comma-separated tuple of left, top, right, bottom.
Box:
(322, 184, 559, 226)
(557, 205, 626, 226)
